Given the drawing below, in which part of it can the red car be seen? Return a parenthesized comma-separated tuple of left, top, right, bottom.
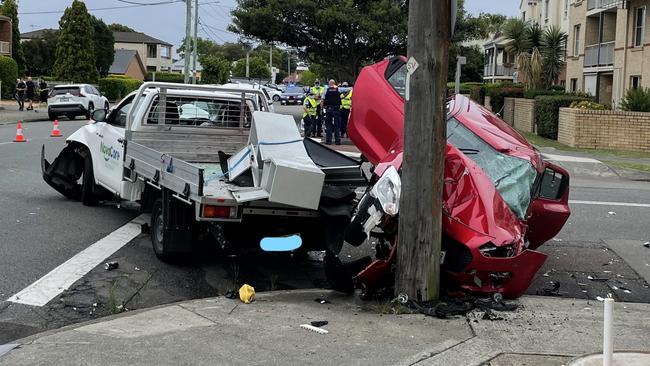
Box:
(345, 57, 571, 298)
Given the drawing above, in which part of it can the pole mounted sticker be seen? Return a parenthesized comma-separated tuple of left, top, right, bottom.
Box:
(405, 56, 419, 101)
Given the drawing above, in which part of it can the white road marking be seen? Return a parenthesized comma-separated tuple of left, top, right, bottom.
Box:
(542, 153, 602, 163)
(569, 200, 650, 208)
(7, 215, 146, 307)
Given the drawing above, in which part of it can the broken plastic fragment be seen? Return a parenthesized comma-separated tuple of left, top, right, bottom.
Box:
(608, 211, 616, 215)
(396, 293, 409, 304)
(587, 275, 608, 282)
(643, 242, 650, 248)
(104, 262, 119, 271)
(310, 320, 329, 327)
(300, 324, 328, 334)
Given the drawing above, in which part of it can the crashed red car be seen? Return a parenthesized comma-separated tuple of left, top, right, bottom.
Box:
(345, 57, 571, 298)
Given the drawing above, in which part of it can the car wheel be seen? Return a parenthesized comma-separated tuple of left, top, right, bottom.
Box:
(48, 113, 57, 121)
(104, 102, 109, 110)
(67, 114, 76, 120)
(273, 95, 280, 102)
(85, 102, 94, 120)
(80, 150, 99, 206)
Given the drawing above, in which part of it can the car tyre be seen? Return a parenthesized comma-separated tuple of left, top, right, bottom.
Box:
(48, 113, 57, 121)
(85, 102, 94, 120)
(80, 151, 99, 206)
(272, 95, 280, 102)
(67, 113, 76, 120)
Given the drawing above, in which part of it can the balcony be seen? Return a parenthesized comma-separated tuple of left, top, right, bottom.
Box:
(0, 41, 9, 55)
(587, 0, 620, 11)
(484, 64, 515, 77)
(584, 41, 614, 67)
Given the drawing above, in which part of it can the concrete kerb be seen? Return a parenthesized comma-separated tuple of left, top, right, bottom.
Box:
(1, 290, 650, 366)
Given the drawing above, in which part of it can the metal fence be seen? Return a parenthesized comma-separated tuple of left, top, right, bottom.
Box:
(484, 64, 515, 77)
(584, 42, 614, 67)
(587, 0, 621, 11)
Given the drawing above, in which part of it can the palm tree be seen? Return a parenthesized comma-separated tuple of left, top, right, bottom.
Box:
(541, 25, 568, 89)
(503, 19, 531, 86)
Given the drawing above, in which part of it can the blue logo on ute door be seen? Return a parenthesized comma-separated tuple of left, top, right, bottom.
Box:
(100, 141, 120, 162)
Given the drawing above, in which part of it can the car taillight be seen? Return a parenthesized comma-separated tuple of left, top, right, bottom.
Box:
(202, 205, 234, 218)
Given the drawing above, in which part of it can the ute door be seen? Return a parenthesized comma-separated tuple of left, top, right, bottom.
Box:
(526, 162, 571, 249)
(93, 95, 134, 194)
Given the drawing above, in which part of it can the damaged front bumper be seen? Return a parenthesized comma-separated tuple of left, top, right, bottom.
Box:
(41, 144, 83, 200)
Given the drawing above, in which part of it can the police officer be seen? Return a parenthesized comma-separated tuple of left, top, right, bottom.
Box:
(302, 92, 319, 137)
(321, 79, 342, 145)
(339, 82, 352, 138)
(15, 78, 26, 111)
(310, 79, 325, 137)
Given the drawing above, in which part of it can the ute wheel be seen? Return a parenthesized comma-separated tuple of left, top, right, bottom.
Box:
(151, 198, 175, 262)
(80, 151, 99, 206)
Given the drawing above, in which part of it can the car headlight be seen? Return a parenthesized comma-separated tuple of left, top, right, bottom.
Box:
(371, 166, 401, 216)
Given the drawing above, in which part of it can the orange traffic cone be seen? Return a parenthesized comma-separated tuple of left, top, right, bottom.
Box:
(14, 122, 26, 142)
(51, 120, 62, 137)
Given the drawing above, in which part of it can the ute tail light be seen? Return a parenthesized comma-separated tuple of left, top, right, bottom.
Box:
(202, 205, 235, 219)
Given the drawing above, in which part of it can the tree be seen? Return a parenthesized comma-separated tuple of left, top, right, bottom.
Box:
(108, 23, 136, 32)
(299, 70, 319, 87)
(53, 0, 99, 83)
(22, 30, 58, 76)
(92, 17, 115, 77)
(541, 26, 567, 88)
(0, 56, 18, 98)
(200, 55, 230, 84)
(448, 45, 484, 82)
(230, 0, 408, 81)
(0, 0, 25, 73)
(231, 56, 270, 79)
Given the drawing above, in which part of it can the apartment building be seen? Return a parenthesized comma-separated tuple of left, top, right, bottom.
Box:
(484, 0, 571, 83)
(0, 15, 11, 56)
(566, 0, 649, 107)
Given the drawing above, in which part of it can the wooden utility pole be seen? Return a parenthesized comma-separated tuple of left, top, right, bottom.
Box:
(395, 0, 452, 301)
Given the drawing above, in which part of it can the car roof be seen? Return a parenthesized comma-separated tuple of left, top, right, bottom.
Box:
(53, 84, 88, 88)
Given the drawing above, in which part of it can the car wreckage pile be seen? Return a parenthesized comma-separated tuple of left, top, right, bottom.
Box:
(41, 58, 571, 301)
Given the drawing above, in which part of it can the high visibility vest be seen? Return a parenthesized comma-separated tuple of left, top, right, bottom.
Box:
(341, 89, 352, 110)
(303, 97, 319, 117)
(310, 86, 325, 98)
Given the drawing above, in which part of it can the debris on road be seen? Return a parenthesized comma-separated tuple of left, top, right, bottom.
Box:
(643, 242, 650, 248)
(104, 262, 119, 271)
(538, 281, 561, 296)
(310, 320, 328, 327)
(224, 289, 238, 299)
(239, 284, 255, 304)
(300, 324, 329, 334)
(607, 211, 616, 216)
(587, 275, 608, 282)
(314, 298, 331, 304)
(140, 223, 150, 234)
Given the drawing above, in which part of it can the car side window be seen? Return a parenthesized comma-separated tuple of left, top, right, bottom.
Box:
(387, 64, 407, 98)
(107, 96, 135, 127)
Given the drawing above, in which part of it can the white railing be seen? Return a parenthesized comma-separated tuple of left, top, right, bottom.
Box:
(0, 41, 9, 55)
(484, 64, 494, 76)
(484, 64, 515, 77)
(587, 0, 620, 11)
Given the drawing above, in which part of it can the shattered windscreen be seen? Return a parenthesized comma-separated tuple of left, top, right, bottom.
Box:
(446, 118, 537, 220)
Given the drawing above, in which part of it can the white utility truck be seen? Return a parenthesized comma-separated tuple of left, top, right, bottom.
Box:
(42, 83, 365, 261)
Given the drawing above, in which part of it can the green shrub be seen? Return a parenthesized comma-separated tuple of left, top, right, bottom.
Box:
(98, 77, 143, 101)
(41, 76, 56, 81)
(488, 86, 525, 114)
(0, 56, 19, 99)
(469, 85, 486, 104)
(534, 95, 591, 139)
(551, 85, 566, 92)
(106, 74, 133, 80)
(145, 71, 185, 83)
(569, 100, 611, 110)
(620, 87, 650, 112)
(523, 89, 565, 99)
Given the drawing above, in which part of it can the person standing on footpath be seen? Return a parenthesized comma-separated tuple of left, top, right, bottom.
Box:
(38, 78, 49, 110)
(15, 78, 26, 111)
(339, 82, 352, 138)
(310, 79, 325, 137)
(25, 77, 36, 111)
(321, 79, 342, 145)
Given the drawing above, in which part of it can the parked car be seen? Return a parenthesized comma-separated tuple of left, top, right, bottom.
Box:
(343, 57, 571, 298)
(48, 84, 109, 121)
(280, 86, 305, 105)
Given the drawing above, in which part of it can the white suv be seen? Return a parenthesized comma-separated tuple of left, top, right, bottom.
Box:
(48, 84, 110, 121)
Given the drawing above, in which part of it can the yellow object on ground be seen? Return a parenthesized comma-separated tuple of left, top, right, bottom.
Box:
(239, 284, 255, 304)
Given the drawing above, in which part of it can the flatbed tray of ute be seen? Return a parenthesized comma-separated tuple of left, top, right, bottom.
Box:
(303, 138, 365, 186)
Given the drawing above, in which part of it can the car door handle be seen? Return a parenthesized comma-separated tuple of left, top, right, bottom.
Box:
(96, 133, 103, 138)
(117, 138, 125, 144)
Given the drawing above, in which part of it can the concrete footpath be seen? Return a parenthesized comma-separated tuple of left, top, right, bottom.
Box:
(0, 103, 50, 125)
(1, 289, 649, 366)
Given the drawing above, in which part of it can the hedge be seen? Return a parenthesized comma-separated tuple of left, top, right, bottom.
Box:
(0, 56, 19, 99)
(145, 71, 184, 83)
(522, 89, 565, 99)
(488, 86, 524, 114)
(534, 95, 591, 139)
(98, 77, 143, 101)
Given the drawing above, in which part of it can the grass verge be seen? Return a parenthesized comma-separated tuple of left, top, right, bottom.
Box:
(602, 160, 650, 174)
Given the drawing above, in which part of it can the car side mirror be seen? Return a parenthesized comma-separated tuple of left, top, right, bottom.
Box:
(91, 109, 107, 122)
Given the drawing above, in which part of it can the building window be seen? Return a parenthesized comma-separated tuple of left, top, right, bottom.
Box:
(545, 0, 550, 20)
(522, 11, 526, 21)
(570, 78, 578, 92)
(573, 24, 581, 56)
(634, 7, 646, 47)
(631, 75, 642, 89)
(147, 44, 157, 58)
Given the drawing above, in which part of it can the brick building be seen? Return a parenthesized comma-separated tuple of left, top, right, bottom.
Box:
(0, 15, 11, 56)
(565, 0, 649, 107)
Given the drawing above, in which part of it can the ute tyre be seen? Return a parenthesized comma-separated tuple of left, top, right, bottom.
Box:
(67, 113, 76, 120)
(272, 95, 280, 102)
(80, 151, 99, 206)
(150, 198, 180, 263)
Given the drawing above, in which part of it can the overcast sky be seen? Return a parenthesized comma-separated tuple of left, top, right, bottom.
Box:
(17, 0, 520, 54)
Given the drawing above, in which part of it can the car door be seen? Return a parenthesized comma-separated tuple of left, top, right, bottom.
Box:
(526, 162, 571, 250)
(93, 95, 134, 194)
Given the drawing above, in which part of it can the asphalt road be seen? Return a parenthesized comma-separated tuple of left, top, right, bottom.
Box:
(1, 109, 650, 344)
(0, 120, 135, 298)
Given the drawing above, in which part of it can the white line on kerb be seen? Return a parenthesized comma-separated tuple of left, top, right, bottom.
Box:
(570, 200, 650, 208)
(7, 215, 145, 307)
(542, 153, 602, 163)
